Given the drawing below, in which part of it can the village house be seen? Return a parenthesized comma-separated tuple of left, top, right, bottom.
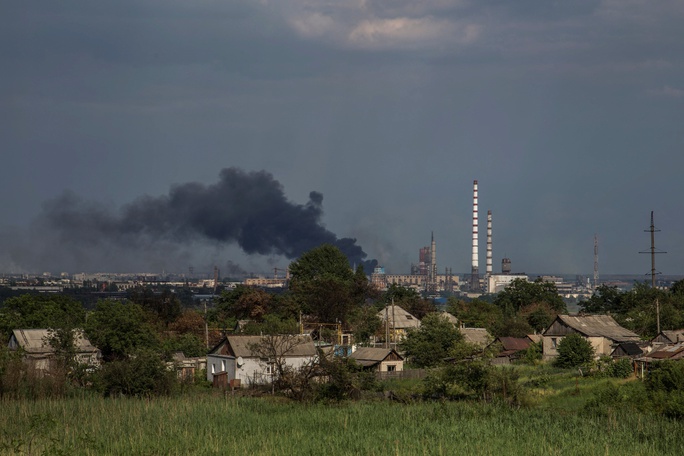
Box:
(459, 327, 492, 348)
(542, 315, 640, 360)
(488, 336, 536, 365)
(206, 335, 317, 387)
(350, 347, 404, 373)
(375, 305, 420, 343)
(170, 352, 207, 381)
(651, 329, 684, 345)
(8, 328, 101, 372)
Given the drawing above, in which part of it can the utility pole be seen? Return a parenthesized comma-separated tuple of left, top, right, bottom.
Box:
(640, 211, 666, 333)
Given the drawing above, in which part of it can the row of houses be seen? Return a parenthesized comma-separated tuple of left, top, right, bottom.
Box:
(7, 311, 684, 388)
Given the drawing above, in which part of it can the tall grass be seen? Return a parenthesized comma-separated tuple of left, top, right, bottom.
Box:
(1, 392, 683, 455)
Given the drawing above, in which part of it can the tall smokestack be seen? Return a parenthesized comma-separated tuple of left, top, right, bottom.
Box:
(486, 210, 492, 277)
(431, 232, 437, 292)
(471, 180, 479, 290)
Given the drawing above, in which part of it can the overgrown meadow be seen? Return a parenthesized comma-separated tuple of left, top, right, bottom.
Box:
(2, 374, 684, 456)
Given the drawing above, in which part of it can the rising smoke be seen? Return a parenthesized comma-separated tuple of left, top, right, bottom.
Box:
(1, 168, 377, 273)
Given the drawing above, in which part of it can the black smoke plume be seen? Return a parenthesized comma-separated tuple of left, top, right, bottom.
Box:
(30, 168, 375, 271)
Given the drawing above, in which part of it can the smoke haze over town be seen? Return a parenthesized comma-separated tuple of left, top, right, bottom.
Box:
(1, 1, 684, 275)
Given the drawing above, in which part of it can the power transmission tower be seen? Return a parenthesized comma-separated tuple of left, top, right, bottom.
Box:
(639, 211, 666, 333)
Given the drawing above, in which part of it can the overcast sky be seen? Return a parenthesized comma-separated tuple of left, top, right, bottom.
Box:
(1, 0, 683, 277)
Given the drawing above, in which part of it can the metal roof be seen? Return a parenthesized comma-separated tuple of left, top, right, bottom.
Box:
(460, 327, 492, 347)
(659, 329, 684, 343)
(350, 347, 402, 364)
(10, 329, 98, 354)
(220, 335, 317, 358)
(377, 305, 421, 330)
(547, 315, 640, 342)
(496, 337, 532, 352)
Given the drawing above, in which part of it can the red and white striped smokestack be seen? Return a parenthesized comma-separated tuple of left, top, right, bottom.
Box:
(486, 210, 492, 277)
(471, 180, 479, 281)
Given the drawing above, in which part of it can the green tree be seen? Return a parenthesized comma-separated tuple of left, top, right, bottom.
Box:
(399, 313, 465, 368)
(289, 244, 356, 323)
(84, 300, 158, 361)
(0, 295, 85, 340)
(447, 297, 503, 333)
(579, 285, 624, 313)
(347, 306, 382, 345)
(128, 287, 182, 327)
(95, 349, 177, 397)
(554, 333, 595, 369)
(215, 285, 273, 321)
(494, 278, 566, 316)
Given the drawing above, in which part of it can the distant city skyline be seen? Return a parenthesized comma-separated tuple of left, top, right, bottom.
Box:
(1, 1, 683, 275)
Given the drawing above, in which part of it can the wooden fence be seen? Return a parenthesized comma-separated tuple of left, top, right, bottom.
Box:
(376, 369, 427, 381)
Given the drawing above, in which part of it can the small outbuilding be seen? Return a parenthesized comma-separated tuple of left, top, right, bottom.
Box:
(651, 329, 684, 345)
(350, 347, 404, 372)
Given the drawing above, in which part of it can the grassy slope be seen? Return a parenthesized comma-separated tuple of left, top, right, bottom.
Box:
(1, 388, 683, 455)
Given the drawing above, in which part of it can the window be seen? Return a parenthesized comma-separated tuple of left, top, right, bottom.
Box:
(387, 365, 396, 372)
(551, 338, 557, 349)
(221, 360, 226, 372)
(211, 363, 216, 374)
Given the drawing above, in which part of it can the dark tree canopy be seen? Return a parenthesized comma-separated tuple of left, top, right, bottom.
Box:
(399, 313, 465, 368)
(554, 333, 595, 369)
(493, 278, 566, 316)
(84, 299, 158, 361)
(288, 244, 359, 323)
(0, 294, 85, 339)
(289, 244, 354, 284)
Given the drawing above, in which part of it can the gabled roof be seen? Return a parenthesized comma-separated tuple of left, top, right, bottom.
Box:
(460, 327, 492, 347)
(350, 347, 403, 367)
(377, 305, 421, 330)
(9, 329, 98, 354)
(544, 315, 640, 342)
(659, 329, 684, 343)
(496, 337, 532, 352)
(612, 342, 643, 356)
(210, 335, 317, 358)
(526, 334, 542, 344)
(438, 311, 459, 326)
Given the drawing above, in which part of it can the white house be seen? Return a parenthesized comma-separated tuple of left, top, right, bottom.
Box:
(206, 335, 317, 387)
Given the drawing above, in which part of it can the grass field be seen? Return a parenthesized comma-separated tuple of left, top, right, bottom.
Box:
(2, 389, 683, 455)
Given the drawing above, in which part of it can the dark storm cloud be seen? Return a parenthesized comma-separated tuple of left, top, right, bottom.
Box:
(29, 168, 372, 270)
(1, 0, 684, 276)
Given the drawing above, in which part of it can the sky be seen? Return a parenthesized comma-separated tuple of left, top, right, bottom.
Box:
(1, 0, 683, 277)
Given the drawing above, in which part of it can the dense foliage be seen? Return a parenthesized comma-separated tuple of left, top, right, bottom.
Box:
(554, 333, 595, 369)
(399, 313, 467, 368)
(580, 281, 684, 337)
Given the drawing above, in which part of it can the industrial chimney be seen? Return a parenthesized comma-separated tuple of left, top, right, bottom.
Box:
(471, 180, 479, 290)
(486, 210, 492, 278)
(430, 232, 437, 293)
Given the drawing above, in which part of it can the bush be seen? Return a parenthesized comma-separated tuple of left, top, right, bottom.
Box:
(609, 358, 634, 378)
(592, 357, 633, 379)
(647, 360, 684, 393)
(554, 333, 594, 369)
(95, 350, 177, 397)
